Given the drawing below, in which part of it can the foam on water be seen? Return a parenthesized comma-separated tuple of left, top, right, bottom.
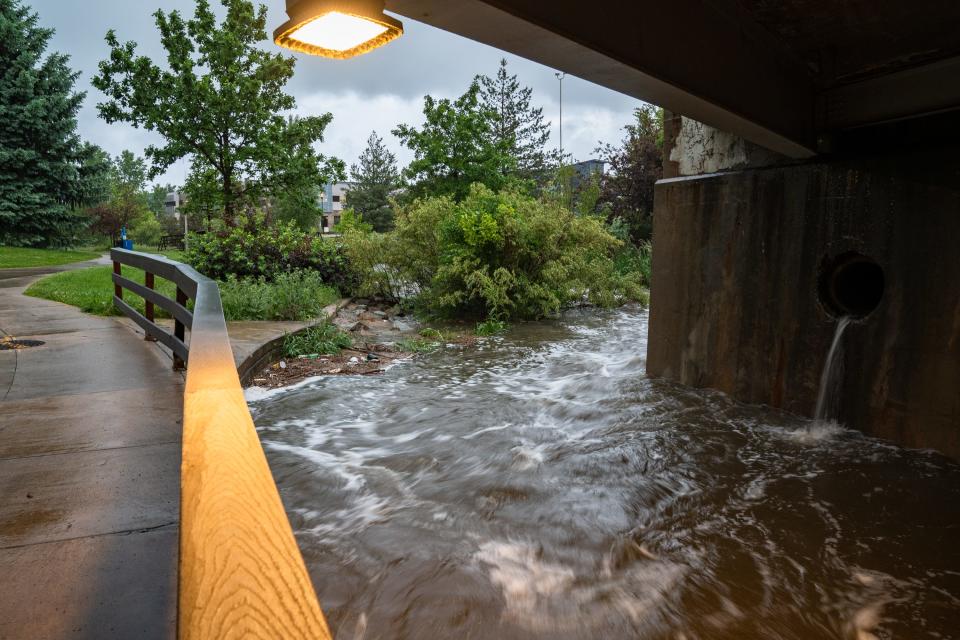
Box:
(249, 306, 960, 639)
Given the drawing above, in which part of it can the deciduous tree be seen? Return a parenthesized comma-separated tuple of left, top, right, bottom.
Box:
(595, 104, 663, 242)
(93, 0, 341, 222)
(86, 151, 151, 241)
(394, 81, 513, 201)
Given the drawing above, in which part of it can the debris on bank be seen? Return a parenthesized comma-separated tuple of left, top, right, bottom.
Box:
(252, 299, 479, 389)
(251, 342, 410, 388)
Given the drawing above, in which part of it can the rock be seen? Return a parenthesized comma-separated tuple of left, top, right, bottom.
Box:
(392, 318, 415, 332)
(350, 321, 369, 333)
(372, 310, 387, 318)
(349, 356, 360, 364)
(366, 353, 380, 362)
(279, 360, 287, 369)
(358, 311, 378, 321)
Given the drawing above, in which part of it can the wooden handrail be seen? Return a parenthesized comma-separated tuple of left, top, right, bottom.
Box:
(110, 249, 332, 640)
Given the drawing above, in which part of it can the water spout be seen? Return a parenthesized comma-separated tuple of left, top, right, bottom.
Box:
(814, 316, 852, 423)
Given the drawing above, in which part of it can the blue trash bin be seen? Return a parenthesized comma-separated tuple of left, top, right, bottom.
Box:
(122, 239, 134, 250)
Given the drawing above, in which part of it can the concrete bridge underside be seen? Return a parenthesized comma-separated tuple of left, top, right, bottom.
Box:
(386, 0, 960, 457)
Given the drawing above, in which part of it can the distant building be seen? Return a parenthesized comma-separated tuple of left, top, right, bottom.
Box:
(318, 182, 354, 232)
(568, 159, 606, 191)
(164, 191, 187, 220)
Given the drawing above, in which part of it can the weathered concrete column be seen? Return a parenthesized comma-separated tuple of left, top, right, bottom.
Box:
(648, 142, 960, 457)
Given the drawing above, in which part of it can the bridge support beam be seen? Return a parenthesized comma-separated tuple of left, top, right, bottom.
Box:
(647, 146, 960, 457)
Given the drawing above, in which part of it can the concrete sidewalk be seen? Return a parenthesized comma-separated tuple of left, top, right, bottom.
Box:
(0, 261, 182, 639)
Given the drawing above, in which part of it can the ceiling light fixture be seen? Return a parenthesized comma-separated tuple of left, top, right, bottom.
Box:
(274, 0, 403, 59)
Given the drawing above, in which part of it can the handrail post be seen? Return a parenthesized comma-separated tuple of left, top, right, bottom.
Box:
(174, 287, 187, 371)
(144, 271, 158, 342)
(113, 260, 122, 300)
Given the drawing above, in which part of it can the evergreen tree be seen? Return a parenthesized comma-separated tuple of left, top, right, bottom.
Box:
(478, 59, 556, 187)
(75, 143, 114, 209)
(348, 131, 400, 232)
(94, 0, 342, 222)
(0, 0, 88, 246)
(394, 81, 513, 201)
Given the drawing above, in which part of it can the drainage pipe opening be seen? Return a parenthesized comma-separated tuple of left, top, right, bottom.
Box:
(818, 252, 885, 319)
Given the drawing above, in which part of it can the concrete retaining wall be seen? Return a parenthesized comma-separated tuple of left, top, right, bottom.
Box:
(648, 148, 960, 457)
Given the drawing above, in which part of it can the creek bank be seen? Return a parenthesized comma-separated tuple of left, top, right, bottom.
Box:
(251, 299, 478, 389)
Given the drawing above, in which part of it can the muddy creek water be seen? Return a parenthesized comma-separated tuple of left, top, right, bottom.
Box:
(248, 307, 960, 640)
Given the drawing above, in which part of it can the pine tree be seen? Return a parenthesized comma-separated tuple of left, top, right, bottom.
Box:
(478, 59, 556, 187)
(348, 132, 400, 232)
(0, 0, 88, 246)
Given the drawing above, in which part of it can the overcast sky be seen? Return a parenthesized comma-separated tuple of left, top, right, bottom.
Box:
(31, 0, 643, 187)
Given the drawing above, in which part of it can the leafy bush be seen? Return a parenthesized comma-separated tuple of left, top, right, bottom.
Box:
(218, 270, 339, 321)
(129, 212, 163, 247)
(476, 319, 508, 336)
(339, 227, 407, 300)
(186, 212, 357, 292)
(612, 240, 652, 287)
(282, 321, 352, 357)
(395, 337, 440, 353)
(343, 184, 647, 320)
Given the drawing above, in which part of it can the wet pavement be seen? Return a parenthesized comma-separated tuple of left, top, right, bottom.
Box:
(0, 259, 182, 639)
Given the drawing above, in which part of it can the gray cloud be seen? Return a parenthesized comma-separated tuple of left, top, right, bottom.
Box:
(31, 0, 641, 184)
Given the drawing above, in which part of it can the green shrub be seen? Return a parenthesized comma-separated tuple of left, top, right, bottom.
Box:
(395, 337, 440, 353)
(476, 319, 508, 336)
(612, 240, 652, 287)
(339, 226, 405, 300)
(186, 212, 357, 292)
(129, 212, 163, 248)
(343, 184, 647, 321)
(282, 321, 352, 357)
(219, 270, 339, 321)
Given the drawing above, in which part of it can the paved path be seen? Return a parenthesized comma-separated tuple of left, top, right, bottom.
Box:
(0, 260, 182, 639)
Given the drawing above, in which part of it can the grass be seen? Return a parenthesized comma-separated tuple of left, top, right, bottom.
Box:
(25, 265, 178, 317)
(26, 265, 339, 322)
(395, 337, 442, 353)
(282, 321, 352, 357)
(218, 271, 339, 321)
(0, 246, 101, 269)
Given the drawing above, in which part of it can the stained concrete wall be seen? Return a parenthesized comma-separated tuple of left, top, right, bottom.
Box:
(666, 116, 784, 176)
(647, 148, 960, 457)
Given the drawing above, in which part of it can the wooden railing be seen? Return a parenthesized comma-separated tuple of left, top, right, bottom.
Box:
(111, 249, 332, 640)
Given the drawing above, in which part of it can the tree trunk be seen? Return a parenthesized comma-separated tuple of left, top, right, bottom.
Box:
(223, 170, 234, 224)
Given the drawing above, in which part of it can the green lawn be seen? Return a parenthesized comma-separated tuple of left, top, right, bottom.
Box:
(0, 246, 101, 268)
(25, 265, 178, 317)
(25, 263, 339, 322)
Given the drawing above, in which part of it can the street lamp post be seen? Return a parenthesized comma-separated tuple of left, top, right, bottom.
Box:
(555, 72, 566, 161)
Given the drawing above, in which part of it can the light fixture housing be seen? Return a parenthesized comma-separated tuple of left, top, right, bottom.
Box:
(274, 0, 403, 59)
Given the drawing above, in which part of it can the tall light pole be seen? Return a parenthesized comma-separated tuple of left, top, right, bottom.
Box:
(555, 72, 566, 162)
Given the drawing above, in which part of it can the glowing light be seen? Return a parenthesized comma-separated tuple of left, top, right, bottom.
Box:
(287, 12, 388, 52)
(274, 1, 403, 59)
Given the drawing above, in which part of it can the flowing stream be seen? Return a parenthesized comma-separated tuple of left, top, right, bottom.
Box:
(249, 307, 960, 640)
(814, 316, 853, 423)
